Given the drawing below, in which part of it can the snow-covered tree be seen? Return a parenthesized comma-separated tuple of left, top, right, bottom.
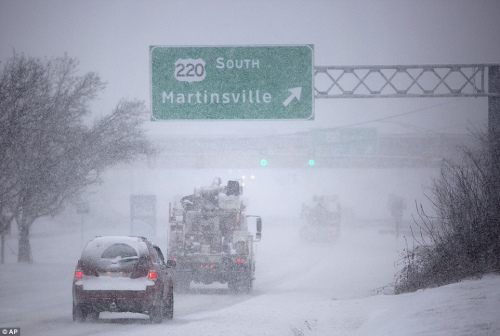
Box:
(0, 53, 155, 262)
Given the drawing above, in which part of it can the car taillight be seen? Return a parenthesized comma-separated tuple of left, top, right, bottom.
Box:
(74, 269, 82, 279)
(148, 270, 157, 280)
(236, 258, 246, 263)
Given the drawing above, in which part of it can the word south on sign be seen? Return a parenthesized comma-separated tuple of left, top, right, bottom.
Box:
(150, 45, 314, 121)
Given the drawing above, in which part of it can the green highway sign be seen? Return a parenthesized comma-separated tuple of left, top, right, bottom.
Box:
(150, 45, 314, 121)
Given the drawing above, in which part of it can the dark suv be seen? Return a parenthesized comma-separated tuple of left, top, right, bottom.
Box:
(72, 236, 175, 323)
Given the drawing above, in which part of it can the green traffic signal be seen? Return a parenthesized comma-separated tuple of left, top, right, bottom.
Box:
(308, 159, 315, 166)
(261, 159, 267, 166)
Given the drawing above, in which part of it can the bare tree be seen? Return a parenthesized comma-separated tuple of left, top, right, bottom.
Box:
(0, 53, 155, 262)
(394, 131, 500, 293)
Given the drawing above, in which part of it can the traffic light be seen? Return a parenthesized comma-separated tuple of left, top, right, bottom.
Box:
(308, 159, 315, 166)
(260, 159, 267, 166)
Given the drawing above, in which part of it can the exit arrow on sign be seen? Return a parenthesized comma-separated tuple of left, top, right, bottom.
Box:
(283, 87, 302, 106)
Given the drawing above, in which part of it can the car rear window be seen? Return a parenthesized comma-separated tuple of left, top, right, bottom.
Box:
(81, 236, 149, 268)
(101, 243, 138, 259)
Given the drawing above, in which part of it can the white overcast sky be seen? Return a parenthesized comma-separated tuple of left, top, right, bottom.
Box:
(1, 0, 499, 136)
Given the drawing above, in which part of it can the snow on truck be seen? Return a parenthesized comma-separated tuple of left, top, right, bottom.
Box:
(167, 178, 262, 293)
(300, 195, 341, 242)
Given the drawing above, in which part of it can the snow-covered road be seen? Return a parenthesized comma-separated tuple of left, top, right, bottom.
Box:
(1, 218, 499, 336)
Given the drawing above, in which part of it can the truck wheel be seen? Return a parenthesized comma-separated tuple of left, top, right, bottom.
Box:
(228, 273, 252, 294)
(228, 278, 237, 292)
(174, 273, 191, 293)
(175, 279, 190, 293)
(241, 275, 252, 293)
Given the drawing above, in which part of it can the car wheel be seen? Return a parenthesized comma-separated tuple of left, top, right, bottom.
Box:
(149, 297, 164, 324)
(164, 291, 174, 320)
(88, 310, 99, 321)
(73, 304, 87, 322)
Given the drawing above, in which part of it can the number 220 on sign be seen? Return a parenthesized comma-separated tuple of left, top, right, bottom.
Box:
(174, 58, 206, 82)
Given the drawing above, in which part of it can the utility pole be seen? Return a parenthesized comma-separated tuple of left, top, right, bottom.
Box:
(487, 66, 500, 262)
(489, 66, 500, 134)
(489, 66, 500, 159)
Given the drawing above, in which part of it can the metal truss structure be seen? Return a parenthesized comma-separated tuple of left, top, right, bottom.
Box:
(314, 64, 500, 98)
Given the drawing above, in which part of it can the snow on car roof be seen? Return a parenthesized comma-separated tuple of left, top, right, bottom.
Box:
(89, 235, 147, 244)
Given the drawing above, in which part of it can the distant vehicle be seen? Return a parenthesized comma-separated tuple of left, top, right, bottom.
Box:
(72, 236, 176, 323)
(300, 195, 341, 242)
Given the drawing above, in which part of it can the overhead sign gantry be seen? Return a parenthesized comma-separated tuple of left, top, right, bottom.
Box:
(314, 64, 495, 98)
(150, 45, 499, 136)
(313, 64, 500, 137)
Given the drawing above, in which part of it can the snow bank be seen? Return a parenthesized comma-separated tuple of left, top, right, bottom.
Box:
(354, 274, 500, 336)
(163, 275, 500, 336)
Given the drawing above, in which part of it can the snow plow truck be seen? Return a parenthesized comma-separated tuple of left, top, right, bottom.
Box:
(167, 178, 262, 293)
